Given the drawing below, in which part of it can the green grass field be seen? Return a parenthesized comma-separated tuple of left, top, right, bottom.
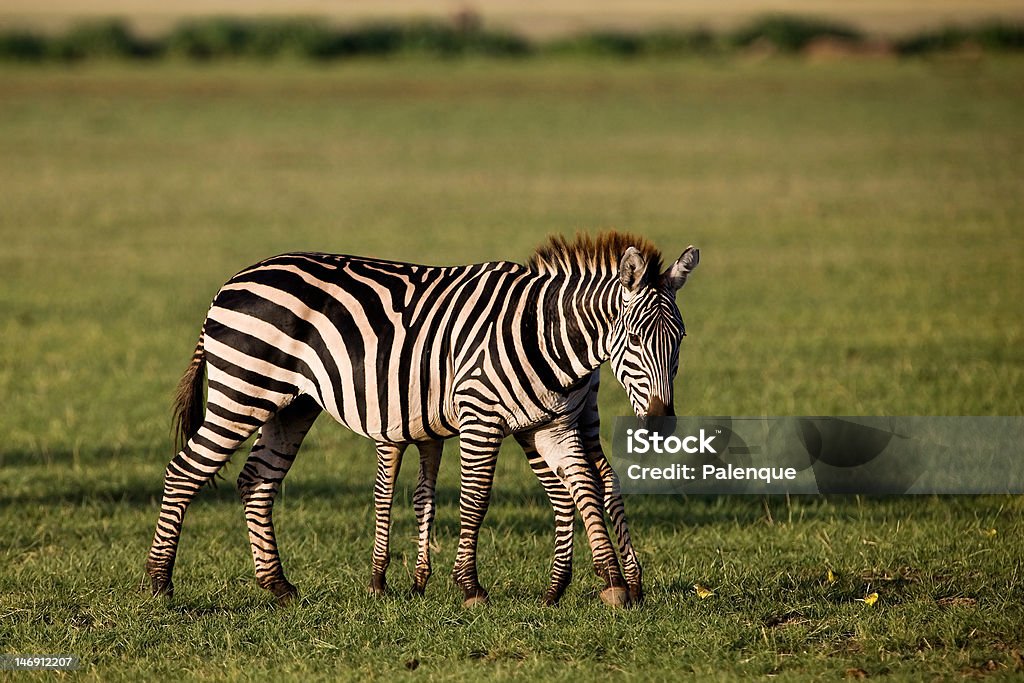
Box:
(1, 57, 1022, 680)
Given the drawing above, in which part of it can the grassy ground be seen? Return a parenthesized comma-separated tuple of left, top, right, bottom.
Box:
(1, 58, 1022, 679)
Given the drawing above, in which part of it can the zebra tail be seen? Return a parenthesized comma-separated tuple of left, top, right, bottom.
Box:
(172, 328, 207, 454)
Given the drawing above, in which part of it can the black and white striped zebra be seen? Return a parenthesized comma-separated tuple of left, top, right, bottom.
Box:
(145, 232, 698, 607)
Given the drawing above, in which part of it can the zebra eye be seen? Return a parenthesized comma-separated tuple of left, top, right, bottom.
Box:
(628, 332, 641, 346)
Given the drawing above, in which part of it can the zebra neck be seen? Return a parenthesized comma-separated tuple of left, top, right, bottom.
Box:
(529, 272, 620, 391)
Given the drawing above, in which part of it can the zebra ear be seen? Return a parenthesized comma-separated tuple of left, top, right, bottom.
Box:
(618, 247, 647, 293)
(661, 245, 699, 291)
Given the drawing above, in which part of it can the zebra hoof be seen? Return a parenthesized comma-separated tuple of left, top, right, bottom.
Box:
(368, 574, 387, 596)
(410, 584, 426, 597)
(541, 591, 563, 607)
(462, 594, 489, 608)
(149, 576, 174, 599)
(628, 583, 645, 606)
(599, 586, 629, 608)
(269, 581, 299, 606)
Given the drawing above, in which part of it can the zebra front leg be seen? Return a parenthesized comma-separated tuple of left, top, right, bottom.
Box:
(237, 396, 321, 605)
(146, 413, 264, 598)
(529, 423, 629, 608)
(451, 423, 503, 607)
(594, 453, 642, 605)
(517, 434, 574, 606)
(579, 371, 643, 604)
(580, 427, 643, 602)
(411, 440, 443, 595)
(370, 441, 407, 595)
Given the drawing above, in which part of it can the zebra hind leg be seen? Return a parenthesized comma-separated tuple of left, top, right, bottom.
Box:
(237, 396, 321, 605)
(451, 422, 503, 607)
(370, 442, 407, 595)
(411, 440, 443, 595)
(145, 410, 267, 598)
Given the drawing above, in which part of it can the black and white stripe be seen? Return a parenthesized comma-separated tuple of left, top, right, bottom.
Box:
(145, 234, 698, 607)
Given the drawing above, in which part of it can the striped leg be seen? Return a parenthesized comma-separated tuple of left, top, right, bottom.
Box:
(579, 381, 643, 604)
(236, 396, 321, 605)
(146, 404, 270, 597)
(370, 441, 407, 595)
(451, 423, 503, 607)
(527, 422, 629, 607)
(517, 435, 575, 606)
(412, 440, 443, 595)
(593, 452, 642, 604)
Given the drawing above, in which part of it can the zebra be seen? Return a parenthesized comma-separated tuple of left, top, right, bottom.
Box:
(145, 232, 699, 607)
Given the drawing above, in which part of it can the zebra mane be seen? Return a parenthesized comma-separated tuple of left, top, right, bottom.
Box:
(527, 231, 664, 283)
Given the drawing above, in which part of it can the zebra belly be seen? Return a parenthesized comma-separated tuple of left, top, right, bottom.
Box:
(453, 360, 591, 438)
(504, 386, 590, 435)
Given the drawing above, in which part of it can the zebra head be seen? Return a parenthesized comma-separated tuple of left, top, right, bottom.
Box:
(609, 245, 699, 417)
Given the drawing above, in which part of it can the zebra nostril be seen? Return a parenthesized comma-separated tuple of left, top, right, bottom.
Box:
(643, 398, 677, 437)
(647, 397, 669, 417)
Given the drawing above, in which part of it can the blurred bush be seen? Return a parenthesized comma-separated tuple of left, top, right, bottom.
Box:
(51, 19, 156, 60)
(897, 21, 1024, 55)
(165, 18, 256, 59)
(545, 31, 644, 57)
(0, 31, 48, 61)
(545, 28, 720, 58)
(159, 17, 530, 60)
(974, 21, 1024, 51)
(730, 15, 863, 53)
(1, 15, 1023, 63)
(329, 23, 405, 58)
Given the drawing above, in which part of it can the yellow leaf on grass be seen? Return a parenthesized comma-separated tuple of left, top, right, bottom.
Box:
(827, 569, 837, 585)
(858, 592, 879, 606)
(694, 584, 715, 599)
(981, 528, 997, 538)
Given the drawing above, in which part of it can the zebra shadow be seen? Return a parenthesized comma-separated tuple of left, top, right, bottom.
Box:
(4, 449, 976, 532)
(0, 449, 372, 510)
